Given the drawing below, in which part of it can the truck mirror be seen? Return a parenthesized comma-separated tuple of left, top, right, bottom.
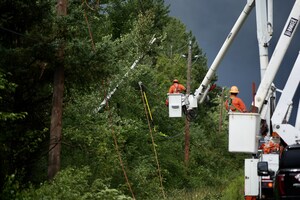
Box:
(257, 161, 269, 176)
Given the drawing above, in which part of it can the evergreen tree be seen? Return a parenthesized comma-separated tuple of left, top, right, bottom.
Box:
(0, 0, 246, 199)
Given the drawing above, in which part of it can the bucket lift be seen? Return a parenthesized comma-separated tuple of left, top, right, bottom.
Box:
(229, 0, 300, 153)
(230, 1, 300, 199)
(168, 0, 300, 199)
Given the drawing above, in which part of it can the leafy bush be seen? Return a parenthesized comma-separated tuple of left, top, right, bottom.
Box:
(18, 167, 132, 200)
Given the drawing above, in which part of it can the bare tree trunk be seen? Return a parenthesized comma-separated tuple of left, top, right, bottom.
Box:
(48, 0, 67, 180)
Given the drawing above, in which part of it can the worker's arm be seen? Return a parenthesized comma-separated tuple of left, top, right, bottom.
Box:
(180, 84, 186, 93)
(238, 98, 247, 112)
(168, 85, 174, 93)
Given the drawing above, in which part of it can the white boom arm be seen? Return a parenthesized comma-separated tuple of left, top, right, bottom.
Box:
(271, 51, 300, 145)
(255, 0, 274, 123)
(255, 0, 300, 113)
(190, 0, 255, 107)
(256, 0, 273, 78)
(296, 99, 300, 131)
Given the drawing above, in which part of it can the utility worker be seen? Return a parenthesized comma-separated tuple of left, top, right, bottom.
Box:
(168, 79, 186, 94)
(166, 79, 186, 106)
(225, 86, 247, 112)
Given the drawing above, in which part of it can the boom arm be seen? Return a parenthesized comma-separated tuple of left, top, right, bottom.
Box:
(256, 0, 273, 79)
(254, 0, 300, 113)
(271, 51, 300, 145)
(192, 0, 255, 105)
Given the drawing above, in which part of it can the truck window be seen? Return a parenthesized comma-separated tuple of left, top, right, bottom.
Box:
(280, 149, 300, 168)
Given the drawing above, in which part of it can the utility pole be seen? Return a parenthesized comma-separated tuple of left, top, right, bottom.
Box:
(184, 40, 192, 166)
(219, 87, 225, 134)
(48, 0, 67, 180)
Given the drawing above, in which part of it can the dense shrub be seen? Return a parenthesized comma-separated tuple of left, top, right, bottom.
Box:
(18, 167, 133, 200)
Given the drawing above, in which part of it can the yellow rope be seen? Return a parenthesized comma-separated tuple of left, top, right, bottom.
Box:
(143, 91, 153, 122)
(139, 85, 166, 199)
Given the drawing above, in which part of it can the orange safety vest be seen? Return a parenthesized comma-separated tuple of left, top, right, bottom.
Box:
(168, 83, 186, 94)
(225, 96, 247, 112)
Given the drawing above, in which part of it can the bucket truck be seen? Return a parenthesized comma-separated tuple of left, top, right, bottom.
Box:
(229, 0, 300, 199)
(168, 0, 300, 199)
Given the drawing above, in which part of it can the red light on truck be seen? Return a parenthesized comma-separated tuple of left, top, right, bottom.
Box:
(277, 174, 285, 195)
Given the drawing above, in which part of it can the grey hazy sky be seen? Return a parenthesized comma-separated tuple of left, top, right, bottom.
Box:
(164, 0, 300, 114)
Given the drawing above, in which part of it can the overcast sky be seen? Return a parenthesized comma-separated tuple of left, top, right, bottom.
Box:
(164, 0, 300, 122)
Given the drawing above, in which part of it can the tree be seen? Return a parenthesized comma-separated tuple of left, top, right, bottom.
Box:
(0, 0, 54, 191)
(47, 0, 67, 181)
(0, 1, 247, 199)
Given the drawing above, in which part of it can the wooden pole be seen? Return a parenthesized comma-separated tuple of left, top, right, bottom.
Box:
(184, 40, 192, 166)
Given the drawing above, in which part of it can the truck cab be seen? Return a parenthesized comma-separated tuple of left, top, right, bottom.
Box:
(274, 144, 300, 199)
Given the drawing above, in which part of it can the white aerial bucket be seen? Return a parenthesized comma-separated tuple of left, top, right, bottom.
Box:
(168, 93, 183, 117)
(229, 112, 261, 153)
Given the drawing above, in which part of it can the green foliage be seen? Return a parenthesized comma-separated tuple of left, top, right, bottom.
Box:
(106, 0, 168, 39)
(0, 0, 247, 199)
(166, 188, 222, 200)
(221, 171, 244, 200)
(0, 69, 28, 121)
(1, 173, 22, 200)
(18, 167, 132, 200)
(61, 87, 164, 199)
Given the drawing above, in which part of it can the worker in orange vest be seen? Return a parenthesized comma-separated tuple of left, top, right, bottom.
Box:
(225, 86, 247, 112)
(166, 79, 186, 106)
(168, 79, 186, 94)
